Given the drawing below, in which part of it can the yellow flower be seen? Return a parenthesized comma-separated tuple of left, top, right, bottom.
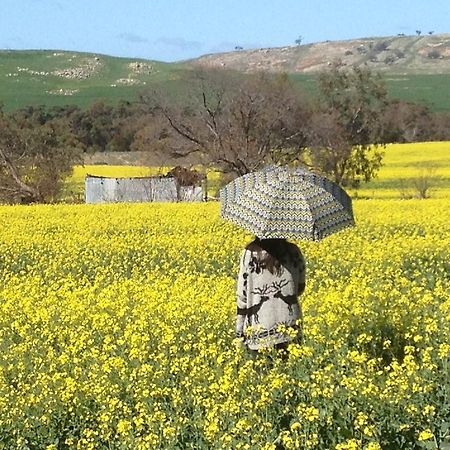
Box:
(438, 343, 450, 358)
(305, 406, 320, 422)
(1, 179, 449, 449)
(336, 438, 360, 450)
(423, 405, 436, 416)
(262, 444, 277, 450)
(162, 425, 176, 438)
(418, 429, 434, 441)
(354, 412, 369, 428)
(365, 443, 382, 450)
(117, 419, 131, 435)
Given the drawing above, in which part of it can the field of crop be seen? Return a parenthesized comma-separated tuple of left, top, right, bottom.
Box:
(0, 198, 449, 449)
(383, 74, 450, 113)
(0, 141, 449, 449)
(290, 73, 450, 113)
(69, 141, 450, 201)
(356, 141, 450, 199)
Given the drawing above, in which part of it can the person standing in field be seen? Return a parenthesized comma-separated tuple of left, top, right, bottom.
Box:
(236, 237, 306, 353)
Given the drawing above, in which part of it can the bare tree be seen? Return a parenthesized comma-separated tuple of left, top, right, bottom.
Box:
(130, 113, 178, 166)
(143, 69, 310, 176)
(306, 110, 353, 183)
(412, 166, 439, 199)
(399, 166, 439, 199)
(381, 100, 435, 142)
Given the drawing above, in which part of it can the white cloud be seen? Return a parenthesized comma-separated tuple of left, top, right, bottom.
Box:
(117, 33, 149, 44)
(154, 37, 203, 52)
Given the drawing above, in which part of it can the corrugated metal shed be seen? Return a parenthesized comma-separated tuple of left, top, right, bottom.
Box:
(85, 175, 204, 203)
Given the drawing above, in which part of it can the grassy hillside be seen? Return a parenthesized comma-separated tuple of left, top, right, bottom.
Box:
(291, 73, 450, 112)
(0, 50, 188, 111)
(383, 74, 450, 112)
(2, 46, 450, 111)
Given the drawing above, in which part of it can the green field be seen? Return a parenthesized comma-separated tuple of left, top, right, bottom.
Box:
(2, 50, 450, 112)
(0, 50, 187, 110)
(291, 73, 450, 112)
(384, 74, 450, 112)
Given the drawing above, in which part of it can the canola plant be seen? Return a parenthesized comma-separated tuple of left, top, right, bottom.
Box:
(0, 199, 449, 449)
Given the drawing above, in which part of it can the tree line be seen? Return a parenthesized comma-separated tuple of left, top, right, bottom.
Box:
(1, 64, 450, 203)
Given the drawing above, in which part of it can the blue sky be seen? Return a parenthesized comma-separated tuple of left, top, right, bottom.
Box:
(1, 0, 449, 62)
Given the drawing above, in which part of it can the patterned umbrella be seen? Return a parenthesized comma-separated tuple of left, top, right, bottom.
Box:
(219, 166, 355, 241)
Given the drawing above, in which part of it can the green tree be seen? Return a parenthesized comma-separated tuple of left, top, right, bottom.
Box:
(0, 111, 82, 203)
(307, 64, 389, 186)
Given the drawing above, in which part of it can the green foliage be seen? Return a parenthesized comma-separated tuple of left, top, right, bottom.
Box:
(306, 65, 388, 186)
(318, 64, 388, 147)
(0, 110, 82, 203)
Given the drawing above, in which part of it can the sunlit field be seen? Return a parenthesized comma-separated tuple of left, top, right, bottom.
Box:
(355, 141, 450, 199)
(0, 141, 449, 449)
(68, 141, 450, 201)
(1, 199, 449, 449)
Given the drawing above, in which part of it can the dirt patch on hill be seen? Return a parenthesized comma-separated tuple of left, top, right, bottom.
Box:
(189, 34, 450, 75)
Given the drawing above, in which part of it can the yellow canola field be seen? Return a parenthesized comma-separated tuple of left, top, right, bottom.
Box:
(68, 141, 450, 200)
(0, 200, 449, 449)
(356, 141, 450, 199)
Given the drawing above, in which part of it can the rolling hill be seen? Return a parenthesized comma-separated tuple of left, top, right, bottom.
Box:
(190, 33, 450, 74)
(1, 33, 450, 111)
(0, 50, 187, 111)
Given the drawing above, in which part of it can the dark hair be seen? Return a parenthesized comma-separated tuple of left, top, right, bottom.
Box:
(245, 237, 288, 276)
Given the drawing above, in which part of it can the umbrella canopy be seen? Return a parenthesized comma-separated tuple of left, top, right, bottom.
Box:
(219, 166, 355, 241)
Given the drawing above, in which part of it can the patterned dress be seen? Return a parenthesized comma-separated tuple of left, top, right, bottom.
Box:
(236, 243, 306, 350)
